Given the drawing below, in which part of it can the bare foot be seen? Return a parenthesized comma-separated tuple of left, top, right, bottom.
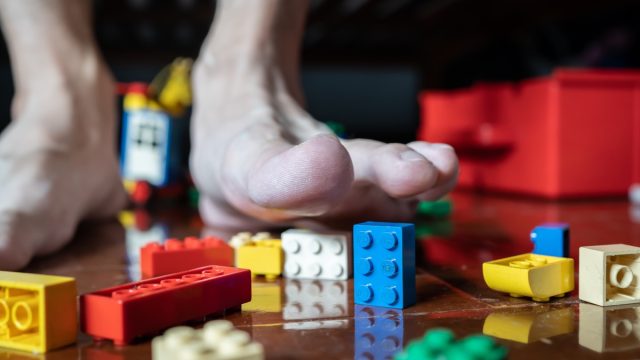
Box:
(0, 57, 126, 269)
(190, 51, 458, 231)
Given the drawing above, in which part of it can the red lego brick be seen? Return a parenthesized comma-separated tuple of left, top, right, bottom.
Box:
(80, 265, 251, 345)
(140, 237, 233, 278)
(418, 68, 640, 199)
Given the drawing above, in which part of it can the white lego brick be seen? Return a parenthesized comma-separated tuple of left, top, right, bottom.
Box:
(580, 244, 640, 306)
(283, 279, 348, 320)
(282, 229, 352, 280)
(152, 320, 264, 360)
(630, 184, 640, 205)
(579, 303, 640, 353)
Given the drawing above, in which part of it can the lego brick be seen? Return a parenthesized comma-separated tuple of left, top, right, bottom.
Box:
(483, 253, 574, 302)
(80, 265, 251, 345)
(630, 184, 640, 204)
(283, 279, 348, 320)
(0, 271, 77, 353)
(140, 237, 233, 278)
(530, 223, 570, 258)
(483, 307, 574, 344)
(152, 320, 264, 360)
(416, 199, 452, 218)
(236, 237, 283, 280)
(353, 222, 416, 309)
(354, 306, 404, 360)
(579, 244, 640, 306)
(282, 229, 352, 280)
(579, 303, 640, 353)
(395, 328, 507, 360)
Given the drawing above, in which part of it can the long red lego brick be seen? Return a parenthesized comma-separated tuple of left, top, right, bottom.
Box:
(80, 265, 251, 345)
(140, 237, 234, 278)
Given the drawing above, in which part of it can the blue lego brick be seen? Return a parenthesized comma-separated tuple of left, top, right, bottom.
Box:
(530, 223, 570, 258)
(353, 222, 416, 309)
(354, 305, 404, 360)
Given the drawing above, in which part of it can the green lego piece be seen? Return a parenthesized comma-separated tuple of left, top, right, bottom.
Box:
(395, 329, 507, 360)
(417, 199, 452, 218)
(187, 186, 199, 208)
(325, 121, 347, 138)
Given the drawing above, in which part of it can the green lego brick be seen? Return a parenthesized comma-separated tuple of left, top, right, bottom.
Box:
(395, 329, 507, 360)
(417, 199, 452, 218)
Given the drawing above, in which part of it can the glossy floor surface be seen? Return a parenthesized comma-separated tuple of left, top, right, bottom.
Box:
(9, 192, 640, 359)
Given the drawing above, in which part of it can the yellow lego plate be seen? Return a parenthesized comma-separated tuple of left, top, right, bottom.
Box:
(0, 272, 77, 353)
(483, 253, 574, 302)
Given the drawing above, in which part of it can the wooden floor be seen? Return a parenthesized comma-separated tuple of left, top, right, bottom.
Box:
(13, 192, 640, 359)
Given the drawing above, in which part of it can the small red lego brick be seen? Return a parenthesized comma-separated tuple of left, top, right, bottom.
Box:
(80, 265, 251, 345)
(140, 237, 233, 278)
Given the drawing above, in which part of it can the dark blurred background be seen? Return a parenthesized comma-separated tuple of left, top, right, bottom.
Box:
(1, 0, 639, 142)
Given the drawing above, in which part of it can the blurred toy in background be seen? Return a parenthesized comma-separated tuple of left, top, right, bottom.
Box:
(419, 69, 640, 200)
(119, 58, 193, 206)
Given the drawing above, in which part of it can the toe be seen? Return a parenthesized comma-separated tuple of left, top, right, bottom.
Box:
(218, 124, 354, 218)
(0, 212, 34, 270)
(407, 141, 459, 200)
(345, 139, 440, 198)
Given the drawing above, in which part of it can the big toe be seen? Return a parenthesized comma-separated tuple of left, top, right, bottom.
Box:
(247, 134, 354, 215)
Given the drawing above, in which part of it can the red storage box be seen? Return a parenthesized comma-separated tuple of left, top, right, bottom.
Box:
(418, 69, 640, 199)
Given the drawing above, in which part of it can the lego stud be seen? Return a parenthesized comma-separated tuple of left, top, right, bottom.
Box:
(359, 333, 375, 348)
(357, 284, 374, 303)
(12, 298, 38, 331)
(164, 326, 199, 349)
(331, 263, 345, 278)
(309, 239, 322, 254)
(357, 231, 374, 249)
(308, 263, 322, 276)
(382, 286, 399, 305)
(203, 320, 234, 343)
(286, 262, 302, 276)
(609, 264, 634, 289)
(381, 232, 398, 250)
(329, 239, 344, 255)
(218, 330, 252, 356)
(381, 259, 398, 278)
(283, 239, 301, 254)
(359, 257, 374, 275)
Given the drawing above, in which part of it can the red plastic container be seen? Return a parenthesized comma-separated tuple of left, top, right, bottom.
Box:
(140, 237, 234, 278)
(80, 265, 251, 345)
(418, 69, 640, 199)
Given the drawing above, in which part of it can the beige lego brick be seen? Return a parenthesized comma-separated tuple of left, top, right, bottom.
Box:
(152, 320, 264, 360)
(579, 244, 640, 306)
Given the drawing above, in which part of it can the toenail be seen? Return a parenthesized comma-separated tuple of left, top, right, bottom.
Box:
(400, 151, 426, 162)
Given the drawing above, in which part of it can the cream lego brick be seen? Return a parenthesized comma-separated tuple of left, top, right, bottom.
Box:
(283, 279, 348, 320)
(579, 244, 640, 306)
(282, 229, 352, 280)
(579, 303, 640, 353)
(152, 320, 264, 360)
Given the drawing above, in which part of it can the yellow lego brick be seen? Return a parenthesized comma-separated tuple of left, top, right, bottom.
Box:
(0, 272, 77, 353)
(236, 239, 283, 280)
(482, 253, 574, 302)
(483, 307, 574, 343)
